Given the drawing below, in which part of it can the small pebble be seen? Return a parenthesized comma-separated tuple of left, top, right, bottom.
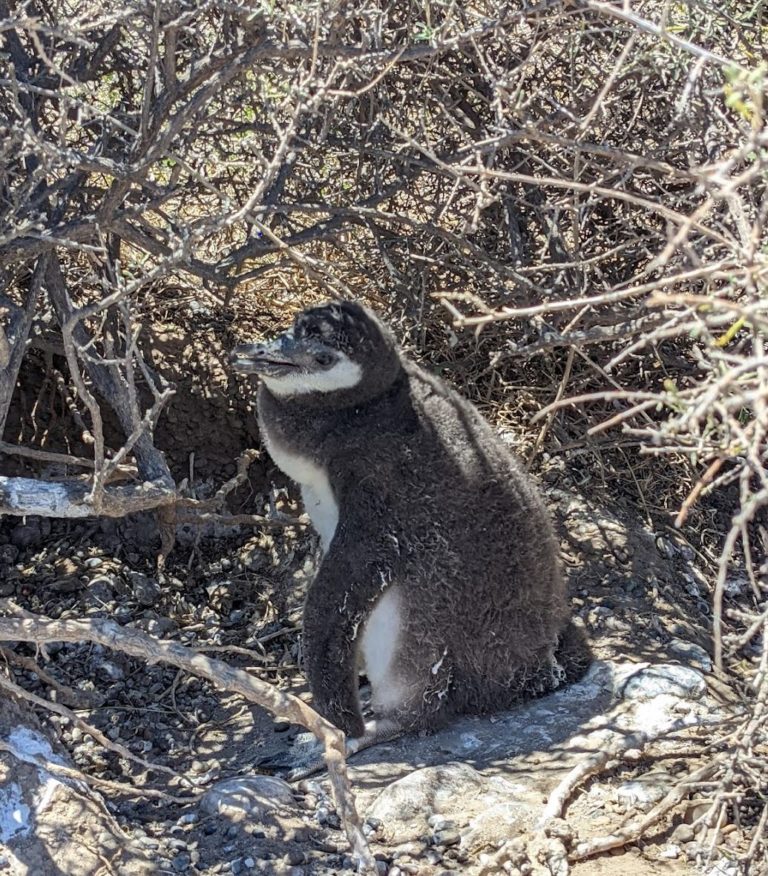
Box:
(683, 841, 700, 861)
(129, 570, 160, 606)
(671, 823, 696, 843)
(661, 845, 681, 859)
(115, 605, 133, 623)
(669, 639, 713, 672)
(286, 849, 305, 865)
(300, 794, 317, 811)
(432, 830, 461, 848)
(428, 816, 455, 831)
(392, 843, 422, 859)
(172, 853, 191, 872)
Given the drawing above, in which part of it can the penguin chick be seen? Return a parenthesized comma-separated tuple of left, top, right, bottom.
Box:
(231, 301, 589, 750)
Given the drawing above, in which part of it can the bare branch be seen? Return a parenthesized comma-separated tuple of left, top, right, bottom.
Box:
(0, 614, 375, 872)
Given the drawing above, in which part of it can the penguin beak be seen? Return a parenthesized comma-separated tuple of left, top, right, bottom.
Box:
(230, 333, 302, 376)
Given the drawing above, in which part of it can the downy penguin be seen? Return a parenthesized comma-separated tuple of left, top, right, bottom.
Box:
(231, 301, 589, 750)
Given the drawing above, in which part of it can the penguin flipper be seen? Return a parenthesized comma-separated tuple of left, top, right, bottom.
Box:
(302, 486, 401, 738)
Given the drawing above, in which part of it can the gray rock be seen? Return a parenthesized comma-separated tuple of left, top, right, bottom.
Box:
(669, 639, 712, 672)
(366, 763, 486, 841)
(724, 575, 748, 597)
(200, 776, 295, 820)
(85, 575, 115, 605)
(670, 823, 695, 844)
(432, 829, 461, 847)
(392, 842, 423, 859)
(144, 615, 177, 637)
(172, 852, 191, 872)
(428, 816, 455, 831)
(285, 849, 304, 866)
(706, 861, 741, 876)
(617, 664, 707, 701)
(114, 604, 133, 623)
(461, 801, 534, 853)
(96, 660, 124, 681)
(128, 570, 161, 606)
(616, 778, 669, 811)
(661, 845, 681, 859)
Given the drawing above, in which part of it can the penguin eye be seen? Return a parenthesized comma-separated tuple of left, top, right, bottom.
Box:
(314, 352, 334, 367)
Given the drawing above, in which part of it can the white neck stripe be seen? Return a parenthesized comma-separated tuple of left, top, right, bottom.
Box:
(262, 356, 362, 396)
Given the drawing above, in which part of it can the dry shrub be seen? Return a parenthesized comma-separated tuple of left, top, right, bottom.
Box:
(1, 0, 766, 868)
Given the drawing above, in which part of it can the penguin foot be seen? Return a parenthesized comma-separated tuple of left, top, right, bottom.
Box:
(256, 731, 324, 778)
(256, 719, 403, 781)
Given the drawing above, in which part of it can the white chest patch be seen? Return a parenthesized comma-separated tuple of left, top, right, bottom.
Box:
(360, 586, 405, 713)
(263, 431, 338, 552)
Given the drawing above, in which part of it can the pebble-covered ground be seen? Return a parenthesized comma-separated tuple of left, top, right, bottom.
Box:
(0, 472, 747, 875)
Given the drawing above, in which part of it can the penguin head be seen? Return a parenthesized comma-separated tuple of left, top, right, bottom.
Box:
(231, 300, 401, 402)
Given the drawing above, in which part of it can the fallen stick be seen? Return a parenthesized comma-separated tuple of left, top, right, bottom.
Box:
(570, 762, 717, 860)
(0, 614, 376, 873)
(0, 474, 176, 517)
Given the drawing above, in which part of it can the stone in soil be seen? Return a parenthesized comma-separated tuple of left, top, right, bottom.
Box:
(200, 776, 296, 821)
